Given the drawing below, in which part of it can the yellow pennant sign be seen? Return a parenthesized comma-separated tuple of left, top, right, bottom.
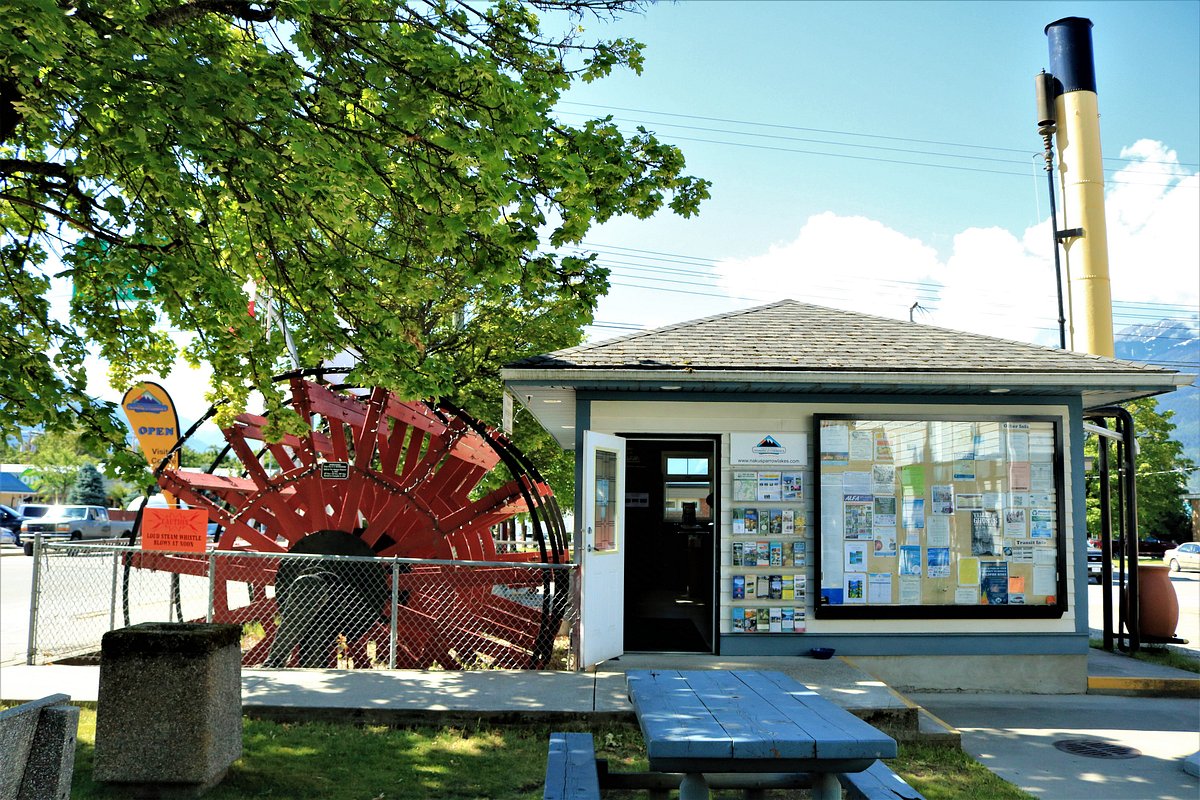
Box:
(122, 381, 181, 507)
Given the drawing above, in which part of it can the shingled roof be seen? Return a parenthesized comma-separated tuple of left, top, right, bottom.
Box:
(508, 300, 1173, 376)
(501, 301, 1192, 446)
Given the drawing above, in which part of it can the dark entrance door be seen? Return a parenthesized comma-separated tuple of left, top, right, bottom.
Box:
(622, 437, 716, 652)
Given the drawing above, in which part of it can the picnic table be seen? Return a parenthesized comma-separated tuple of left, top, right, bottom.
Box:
(626, 669, 898, 800)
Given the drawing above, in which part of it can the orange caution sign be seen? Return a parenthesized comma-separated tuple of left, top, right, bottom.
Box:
(141, 507, 208, 553)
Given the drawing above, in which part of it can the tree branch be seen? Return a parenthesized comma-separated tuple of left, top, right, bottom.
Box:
(146, 0, 277, 28)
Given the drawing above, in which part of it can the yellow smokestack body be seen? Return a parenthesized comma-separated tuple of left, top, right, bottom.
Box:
(1047, 18, 1115, 357)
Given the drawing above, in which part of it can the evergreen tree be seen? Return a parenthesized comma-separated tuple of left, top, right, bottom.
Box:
(1086, 398, 1196, 543)
(68, 463, 109, 506)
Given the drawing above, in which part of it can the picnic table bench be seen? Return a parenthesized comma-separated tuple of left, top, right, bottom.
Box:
(627, 669, 901, 800)
(543, 732, 601, 800)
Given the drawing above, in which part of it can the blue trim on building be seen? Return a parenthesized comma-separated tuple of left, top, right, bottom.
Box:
(574, 389, 1082, 406)
(719, 632, 1089, 657)
(572, 398, 591, 560)
(1065, 396, 1091, 635)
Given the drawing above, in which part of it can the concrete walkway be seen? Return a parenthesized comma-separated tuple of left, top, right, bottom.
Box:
(2, 649, 1196, 800)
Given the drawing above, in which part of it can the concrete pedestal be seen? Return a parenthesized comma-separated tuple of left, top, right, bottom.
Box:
(93, 623, 242, 796)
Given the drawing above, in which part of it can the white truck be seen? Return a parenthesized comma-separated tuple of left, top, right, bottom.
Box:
(18, 505, 134, 555)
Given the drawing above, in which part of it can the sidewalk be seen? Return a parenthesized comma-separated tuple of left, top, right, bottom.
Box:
(2, 649, 1196, 800)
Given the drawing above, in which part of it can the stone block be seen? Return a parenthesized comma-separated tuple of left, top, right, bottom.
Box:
(0, 694, 76, 800)
(18, 704, 79, 800)
(93, 623, 242, 795)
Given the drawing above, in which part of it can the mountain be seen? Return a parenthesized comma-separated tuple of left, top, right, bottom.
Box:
(1115, 319, 1200, 493)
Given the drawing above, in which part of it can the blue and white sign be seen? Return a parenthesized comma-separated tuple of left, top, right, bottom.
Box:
(730, 432, 808, 466)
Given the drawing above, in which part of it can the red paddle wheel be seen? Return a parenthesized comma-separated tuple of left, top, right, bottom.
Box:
(125, 371, 571, 670)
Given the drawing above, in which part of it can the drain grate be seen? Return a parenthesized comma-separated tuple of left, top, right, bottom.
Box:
(1053, 739, 1141, 759)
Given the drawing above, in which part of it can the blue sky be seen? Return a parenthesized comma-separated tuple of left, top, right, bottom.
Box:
(552, 1, 1199, 346)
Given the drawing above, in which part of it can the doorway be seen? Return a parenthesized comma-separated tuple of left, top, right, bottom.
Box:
(621, 437, 717, 652)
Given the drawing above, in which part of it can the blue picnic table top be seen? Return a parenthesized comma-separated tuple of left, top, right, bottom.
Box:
(626, 669, 897, 774)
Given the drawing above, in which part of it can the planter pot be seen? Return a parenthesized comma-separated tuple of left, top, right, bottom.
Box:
(1137, 564, 1179, 640)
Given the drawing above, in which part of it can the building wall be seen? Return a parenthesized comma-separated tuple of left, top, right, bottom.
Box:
(580, 392, 1089, 686)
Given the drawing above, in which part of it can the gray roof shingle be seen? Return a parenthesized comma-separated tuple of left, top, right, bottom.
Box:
(507, 300, 1174, 376)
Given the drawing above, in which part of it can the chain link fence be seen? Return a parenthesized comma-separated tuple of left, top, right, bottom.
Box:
(27, 540, 578, 671)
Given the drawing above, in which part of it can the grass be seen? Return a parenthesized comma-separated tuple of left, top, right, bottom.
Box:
(1090, 637, 1200, 674)
(55, 707, 1031, 799)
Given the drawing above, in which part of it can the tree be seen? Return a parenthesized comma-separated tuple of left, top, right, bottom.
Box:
(25, 429, 91, 503)
(1, 0, 709, 479)
(1085, 398, 1196, 543)
(68, 463, 109, 506)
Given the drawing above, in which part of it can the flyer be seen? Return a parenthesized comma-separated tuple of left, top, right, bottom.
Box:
(873, 528, 897, 556)
(956, 493, 983, 510)
(844, 541, 868, 572)
(734, 471, 757, 501)
(868, 572, 893, 604)
(899, 576, 921, 605)
(873, 496, 897, 527)
(953, 459, 976, 481)
(1008, 461, 1031, 492)
(757, 471, 782, 501)
(842, 471, 871, 494)
(873, 430, 893, 462)
(970, 510, 1002, 556)
(844, 572, 867, 603)
(849, 430, 874, 462)
(781, 472, 803, 501)
(900, 465, 926, 495)
(930, 485, 954, 515)
(843, 495, 874, 540)
(926, 547, 950, 579)
(902, 497, 925, 530)
(1003, 508, 1027, 537)
(954, 587, 977, 604)
(958, 556, 980, 586)
(899, 545, 922, 576)
(871, 464, 896, 494)
(980, 561, 1009, 604)
(821, 423, 850, 465)
(926, 515, 951, 547)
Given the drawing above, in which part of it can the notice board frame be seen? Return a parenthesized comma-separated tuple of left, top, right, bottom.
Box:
(812, 412, 1068, 620)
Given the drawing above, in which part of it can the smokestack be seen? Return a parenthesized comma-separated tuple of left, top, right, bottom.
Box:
(1045, 17, 1114, 357)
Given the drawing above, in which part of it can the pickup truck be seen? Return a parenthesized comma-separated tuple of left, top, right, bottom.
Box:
(19, 505, 135, 555)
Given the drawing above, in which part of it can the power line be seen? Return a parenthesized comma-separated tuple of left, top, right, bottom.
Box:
(558, 101, 1200, 169)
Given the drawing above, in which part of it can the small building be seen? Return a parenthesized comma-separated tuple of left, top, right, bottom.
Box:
(0, 470, 35, 508)
(502, 300, 1192, 691)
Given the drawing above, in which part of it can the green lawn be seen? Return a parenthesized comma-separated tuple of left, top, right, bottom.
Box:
(60, 708, 1031, 799)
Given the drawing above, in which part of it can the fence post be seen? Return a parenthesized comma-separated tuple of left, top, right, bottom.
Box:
(26, 535, 42, 665)
(389, 559, 399, 669)
(207, 551, 217, 624)
(109, 547, 120, 632)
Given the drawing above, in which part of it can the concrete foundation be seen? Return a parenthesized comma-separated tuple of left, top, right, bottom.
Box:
(93, 623, 243, 795)
(849, 654, 1088, 693)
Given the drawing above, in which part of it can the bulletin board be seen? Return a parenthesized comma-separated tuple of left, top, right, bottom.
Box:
(813, 414, 1067, 619)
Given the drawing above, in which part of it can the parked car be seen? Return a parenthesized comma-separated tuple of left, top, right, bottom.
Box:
(1165, 542, 1200, 573)
(1087, 546, 1104, 583)
(0, 504, 23, 545)
(19, 504, 135, 554)
(16, 503, 51, 520)
(1137, 536, 1177, 560)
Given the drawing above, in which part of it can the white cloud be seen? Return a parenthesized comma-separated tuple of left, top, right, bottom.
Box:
(712, 212, 943, 321)
(710, 139, 1198, 347)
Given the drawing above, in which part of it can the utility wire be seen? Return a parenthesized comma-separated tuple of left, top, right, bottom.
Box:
(558, 101, 1200, 169)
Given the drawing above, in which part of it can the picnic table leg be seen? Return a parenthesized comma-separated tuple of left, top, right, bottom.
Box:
(810, 771, 842, 800)
(678, 772, 710, 800)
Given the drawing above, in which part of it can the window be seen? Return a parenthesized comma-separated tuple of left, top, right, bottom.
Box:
(663, 453, 712, 522)
(814, 415, 1066, 618)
